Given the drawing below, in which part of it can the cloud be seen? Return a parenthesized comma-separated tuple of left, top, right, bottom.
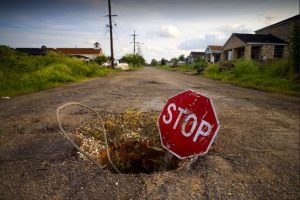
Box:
(218, 24, 252, 34)
(157, 25, 181, 38)
(259, 13, 279, 25)
(178, 34, 225, 50)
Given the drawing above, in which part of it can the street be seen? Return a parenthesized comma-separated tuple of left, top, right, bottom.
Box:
(0, 67, 299, 199)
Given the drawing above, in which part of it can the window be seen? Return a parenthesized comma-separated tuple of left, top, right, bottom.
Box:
(274, 45, 284, 58)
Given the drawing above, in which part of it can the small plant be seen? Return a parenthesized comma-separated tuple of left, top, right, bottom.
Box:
(193, 58, 207, 73)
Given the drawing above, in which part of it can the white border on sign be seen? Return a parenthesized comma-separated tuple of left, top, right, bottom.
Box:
(157, 89, 220, 159)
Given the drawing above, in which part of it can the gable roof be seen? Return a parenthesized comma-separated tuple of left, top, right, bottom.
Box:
(207, 45, 222, 51)
(189, 51, 205, 57)
(56, 48, 102, 55)
(234, 33, 287, 44)
(255, 14, 299, 32)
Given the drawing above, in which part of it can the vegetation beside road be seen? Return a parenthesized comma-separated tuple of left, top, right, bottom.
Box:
(204, 59, 299, 96)
(0, 46, 119, 97)
(155, 55, 299, 96)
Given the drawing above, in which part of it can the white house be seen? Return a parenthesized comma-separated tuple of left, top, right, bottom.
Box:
(205, 45, 222, 63)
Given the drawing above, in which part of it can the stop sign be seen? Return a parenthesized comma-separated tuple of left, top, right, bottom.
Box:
(158, 90, 220, 159)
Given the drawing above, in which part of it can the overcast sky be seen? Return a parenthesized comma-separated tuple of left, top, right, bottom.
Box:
(0, 0, 298, 62)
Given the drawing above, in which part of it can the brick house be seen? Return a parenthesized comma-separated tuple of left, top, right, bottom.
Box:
(255, 15, 299, 44)
(222, 33, 287, 61)
(205, 45, 222, 63)
(222, 14, 299, 61)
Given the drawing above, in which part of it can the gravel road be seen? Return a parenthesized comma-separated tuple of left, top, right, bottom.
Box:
(0, 67, 299, 199)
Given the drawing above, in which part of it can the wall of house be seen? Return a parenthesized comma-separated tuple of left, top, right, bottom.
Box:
(255, 22, 290, 42)
(244, 45, 252, 60)
(261, 45, 274, 60)
(223, 35, 245, 50)
(283, 46, 289, 58)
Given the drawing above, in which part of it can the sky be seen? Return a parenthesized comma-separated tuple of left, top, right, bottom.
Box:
(0, 0, 298, 62)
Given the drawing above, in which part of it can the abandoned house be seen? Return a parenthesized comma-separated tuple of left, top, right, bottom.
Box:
(222, 14, 299, 61)
(255, 14, 299, 45)
(187, 51, 205, 64)
(205, 45, 222, 63)
(222, 33, 287, 61)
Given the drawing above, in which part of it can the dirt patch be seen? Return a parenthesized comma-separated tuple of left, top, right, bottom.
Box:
(70, 110, 182, 174)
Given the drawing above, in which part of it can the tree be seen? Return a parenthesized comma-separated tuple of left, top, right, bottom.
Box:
(193, 58, 207, 74)
(95, 56, 107, 65)
(160, 58, 167, 65)
(151, 59, 158, 66)
(120, 54, 145, 67)
(170, 57, 179, 67)
(178, 54, 185, 61)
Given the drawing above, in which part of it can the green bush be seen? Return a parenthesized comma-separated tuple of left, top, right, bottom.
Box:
(205, 64, 220, 74)
(263, 59, 290, 77)
(233, 59, 259, 77)
(203, 58, 299, 96)
(0, 46, 117, 96)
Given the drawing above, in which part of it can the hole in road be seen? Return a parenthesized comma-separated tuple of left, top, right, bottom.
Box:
(71, 110, 181, 174)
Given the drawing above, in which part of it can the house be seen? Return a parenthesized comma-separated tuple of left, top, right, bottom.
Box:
(56, 48, 104, 60)
(205, 45, 222, 63)
(187, 52, 205, 64)
(222, 33, 288, 61)
(222, 15, 299, 61)
(255, 14, 299, 44)
(16, 46, 55, 55)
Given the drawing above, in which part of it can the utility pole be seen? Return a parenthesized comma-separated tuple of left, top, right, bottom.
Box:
(131, 30, 138, 67)
(107, 0, 117, 68)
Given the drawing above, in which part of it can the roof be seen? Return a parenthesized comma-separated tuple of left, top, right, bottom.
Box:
(56, 48, 102, 55)
(207, 45, 222, 51)
(255, 14, 299, 32)
(16, 48, 51, 55)
(233, 33, 287, 44)
(189, 51, 205, 57)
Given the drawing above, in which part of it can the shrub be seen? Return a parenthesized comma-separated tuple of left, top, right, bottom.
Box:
(263, 59, 290, 78)
(0, 46, 117, 96)
(233, 59, 259, 77)
(205, 64, 220, 74)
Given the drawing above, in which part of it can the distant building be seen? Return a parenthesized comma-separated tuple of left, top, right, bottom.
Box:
(187, 52, 205, 64)
(16, 46, 55, 56)
(56, 48, 104, 60)
(205, 45, 222, 63)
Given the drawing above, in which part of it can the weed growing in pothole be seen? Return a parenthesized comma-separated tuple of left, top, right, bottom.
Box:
(72, 110, 182, 174)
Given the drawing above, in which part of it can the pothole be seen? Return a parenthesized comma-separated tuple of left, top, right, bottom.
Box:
(71, 110, 182, 174)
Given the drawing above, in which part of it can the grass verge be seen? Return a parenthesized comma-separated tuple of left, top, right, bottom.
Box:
(0, 46, 119, 97)
(203, 59, 299, 96)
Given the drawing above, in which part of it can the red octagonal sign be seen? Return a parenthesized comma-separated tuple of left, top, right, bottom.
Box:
(158, 90, 220, 159)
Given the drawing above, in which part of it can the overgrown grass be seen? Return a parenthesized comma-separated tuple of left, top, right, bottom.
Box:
(0, 46, 118, 97)
(157, 64, 196, 72)
(204, 59, 299, 96)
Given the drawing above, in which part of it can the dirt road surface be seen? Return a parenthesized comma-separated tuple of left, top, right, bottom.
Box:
(0, 67, 299, 199)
